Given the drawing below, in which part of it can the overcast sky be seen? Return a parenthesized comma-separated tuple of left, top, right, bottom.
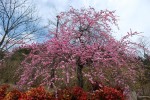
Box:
(32, 0, 150, 41)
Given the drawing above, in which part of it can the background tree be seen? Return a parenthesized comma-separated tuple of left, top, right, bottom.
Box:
(17, 7, 144, 91)
(138, 37, 150, 82)
(136, 37, 150, 95)
(0, 47, 31, 84)
(0, 0, 42, 51)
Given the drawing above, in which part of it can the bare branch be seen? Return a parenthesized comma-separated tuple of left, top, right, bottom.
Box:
(0, 0, 43, 51)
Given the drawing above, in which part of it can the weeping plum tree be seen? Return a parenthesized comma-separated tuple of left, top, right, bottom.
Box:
(18, 7, 143, 89)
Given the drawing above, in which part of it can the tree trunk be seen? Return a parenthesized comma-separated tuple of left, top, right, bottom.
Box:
(0, 32, 8, 48)
(77, 64, 84, 88)
(50, 68, 55, 88)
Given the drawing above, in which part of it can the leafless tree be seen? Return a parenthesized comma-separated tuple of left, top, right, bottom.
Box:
(0, 0, 42, 51)
(138, 37, 150, 58)
(137, 37, 150, 95)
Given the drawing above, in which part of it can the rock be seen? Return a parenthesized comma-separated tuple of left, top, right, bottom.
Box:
(128, 91, 137, 100)
(137, 96, 150, 100)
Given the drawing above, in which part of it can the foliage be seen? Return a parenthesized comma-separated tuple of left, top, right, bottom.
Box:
(25, 86, 54, 100)
(4, 90, 22, 100)
(0, 84, 125, 100)
(88, 87, 124, 100)
(72, 86, 87, 100)
(57, 88, 73, 100)
(0, 47, 31, 84)
(57, 85, 125, 100)
(0, 84, 54, 100)
(11, 47, 31, 61)
(0, 84, 10, 99)
(100, 86, 124, 100)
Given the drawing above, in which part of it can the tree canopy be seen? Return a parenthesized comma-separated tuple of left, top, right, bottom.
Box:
(17, 7, 143, 91)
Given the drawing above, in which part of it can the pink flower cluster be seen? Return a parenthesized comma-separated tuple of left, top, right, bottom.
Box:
(17, 7, 143, 93)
